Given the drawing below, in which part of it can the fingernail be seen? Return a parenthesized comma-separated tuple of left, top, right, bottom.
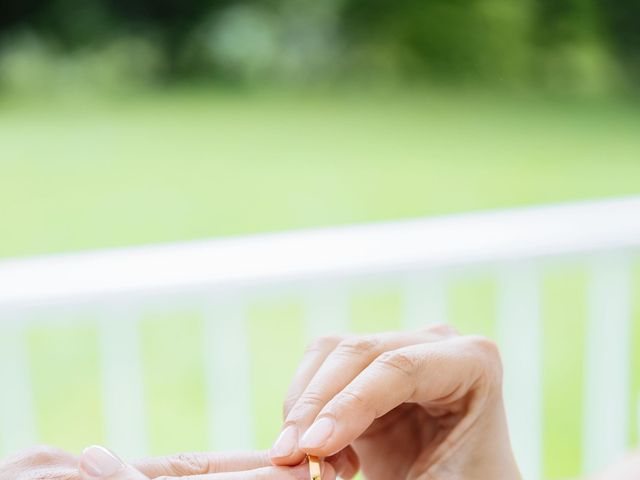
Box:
(270, 425, 298, 458)
(299, 417, 335, 449)
(81, 446, 124, 478)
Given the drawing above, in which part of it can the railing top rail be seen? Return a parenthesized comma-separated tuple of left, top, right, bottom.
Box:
(1, 196, 639, 307)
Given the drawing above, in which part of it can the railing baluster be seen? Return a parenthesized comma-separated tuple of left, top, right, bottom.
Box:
(583, 253, 632, 474)
(98, 308, 149, 460)
(304, 287, 350, 341)
(497, 263, 542, 480)
(403, 274, 448, 329)
(204, 301, 254, 450)
(0, 317, 38, 455)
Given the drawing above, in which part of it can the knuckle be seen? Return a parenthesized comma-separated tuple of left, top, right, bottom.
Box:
(305, 335, 342, 354)
(469, 335, 501, 361)
(423, 323, 458, 337)
(282, 394, 298, 418)
(31, 471, 76, 480)
(166, 453, 211, 476)
(287, 390, 327, 421)
(19, 445, 66, 465)
(335, 389, 370, 412)
(466, 335, 503, 385)
(335, 336, 381, 358)
(375, 350, 416, 377)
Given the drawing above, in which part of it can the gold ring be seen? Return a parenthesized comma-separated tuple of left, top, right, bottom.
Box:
(308, 455, 321, 480)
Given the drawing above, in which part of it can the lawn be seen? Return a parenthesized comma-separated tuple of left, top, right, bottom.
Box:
(1, 88, 639, 478)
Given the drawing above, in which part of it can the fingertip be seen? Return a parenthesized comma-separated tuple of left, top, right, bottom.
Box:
(298, 434, 328, 454)
(298, 430, 343, 460)
(301, 439, 361, 464)
(270, 424, 312, 467)
(79, 446, 147, 480)
(321, 461, 337, 480)
(270, 451, 307, 467)
(270, 425, 304, 466)
(345, 446, 361, 474)
(298, 417, 335, 452)
(327, 447, 360, 479)
(79, 445, 124, 479)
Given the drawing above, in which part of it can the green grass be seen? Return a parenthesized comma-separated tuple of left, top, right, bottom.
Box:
(542, 269, 589, 478)
(631, 269, 640, 448)
(1, 88, 639, 478)
(28, 321, 104, 449)
(141, 311, 209, 454)
(1, 89, 639, 259)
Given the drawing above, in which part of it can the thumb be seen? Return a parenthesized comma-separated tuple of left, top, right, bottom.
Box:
(80, 446, 148, 480)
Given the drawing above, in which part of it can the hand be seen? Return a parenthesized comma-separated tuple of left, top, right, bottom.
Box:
(78, 446, 338, 479)
(0, 445, 78, 480)
(270, 326, 521, 479)
(0, 445, 339, 480)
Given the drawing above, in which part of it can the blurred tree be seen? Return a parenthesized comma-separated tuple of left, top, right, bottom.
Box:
(0, 0, 637, 90)
(595, 0, 640, 86)
(0, 0, 234, 77)
(340, 0, 532, 85)
(531, 0, 615, 92)
(0, 0, 43, 31)
(1, 0, 114, 49)
(107, 0, 234, 77)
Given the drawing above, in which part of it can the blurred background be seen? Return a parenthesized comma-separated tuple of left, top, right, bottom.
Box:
(1, 1, 640, 479)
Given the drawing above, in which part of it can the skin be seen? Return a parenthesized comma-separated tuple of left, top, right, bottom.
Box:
(0, 447, 339, 480)
(0, 446, 78, 480)
(3, 445, 639, 480)
(270, 325, 640, 479)
(270, 325, 522, 479)
(1, 326, 637, 479)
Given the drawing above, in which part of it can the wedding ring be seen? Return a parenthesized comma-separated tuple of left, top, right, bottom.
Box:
(308, 455, 321, 480)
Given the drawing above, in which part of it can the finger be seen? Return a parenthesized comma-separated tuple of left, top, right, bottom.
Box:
(0, 445, 79, 480)
(132, 451, 271, 478)
(281, 326, 454, 424)
(272, 328, 452, 465)
(271, 335, 343, 463)
(166, 462, 336, 480)
(80, 446, 147, 480)
(281, 325, 455, 422)
(298, 335, 501, 457)
(112, 449, 345, 480)
(327, 446, 360, 480)
(282, 335, 344, 420)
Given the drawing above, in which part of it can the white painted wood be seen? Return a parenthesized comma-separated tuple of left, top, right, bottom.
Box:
(98, 309, 149, 460)
(204, 302, 254, 450)
(583, 253, 632, 474)
(497, 264, 542, 480)
(304, 287, 350, 341)
(0, 198, 638, 479)
(637, 395, 640, 448)
(0, 318, 38, 455)
(403, 274, 448, 329)
(2, 197, 640, 308)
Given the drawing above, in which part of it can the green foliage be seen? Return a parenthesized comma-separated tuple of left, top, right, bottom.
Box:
(0, 0, 638, 92)
(341, 0, 530, 83)
(595, 0, 640, 85)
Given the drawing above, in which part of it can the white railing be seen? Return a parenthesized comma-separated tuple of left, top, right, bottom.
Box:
(0, 196, 639, 479)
